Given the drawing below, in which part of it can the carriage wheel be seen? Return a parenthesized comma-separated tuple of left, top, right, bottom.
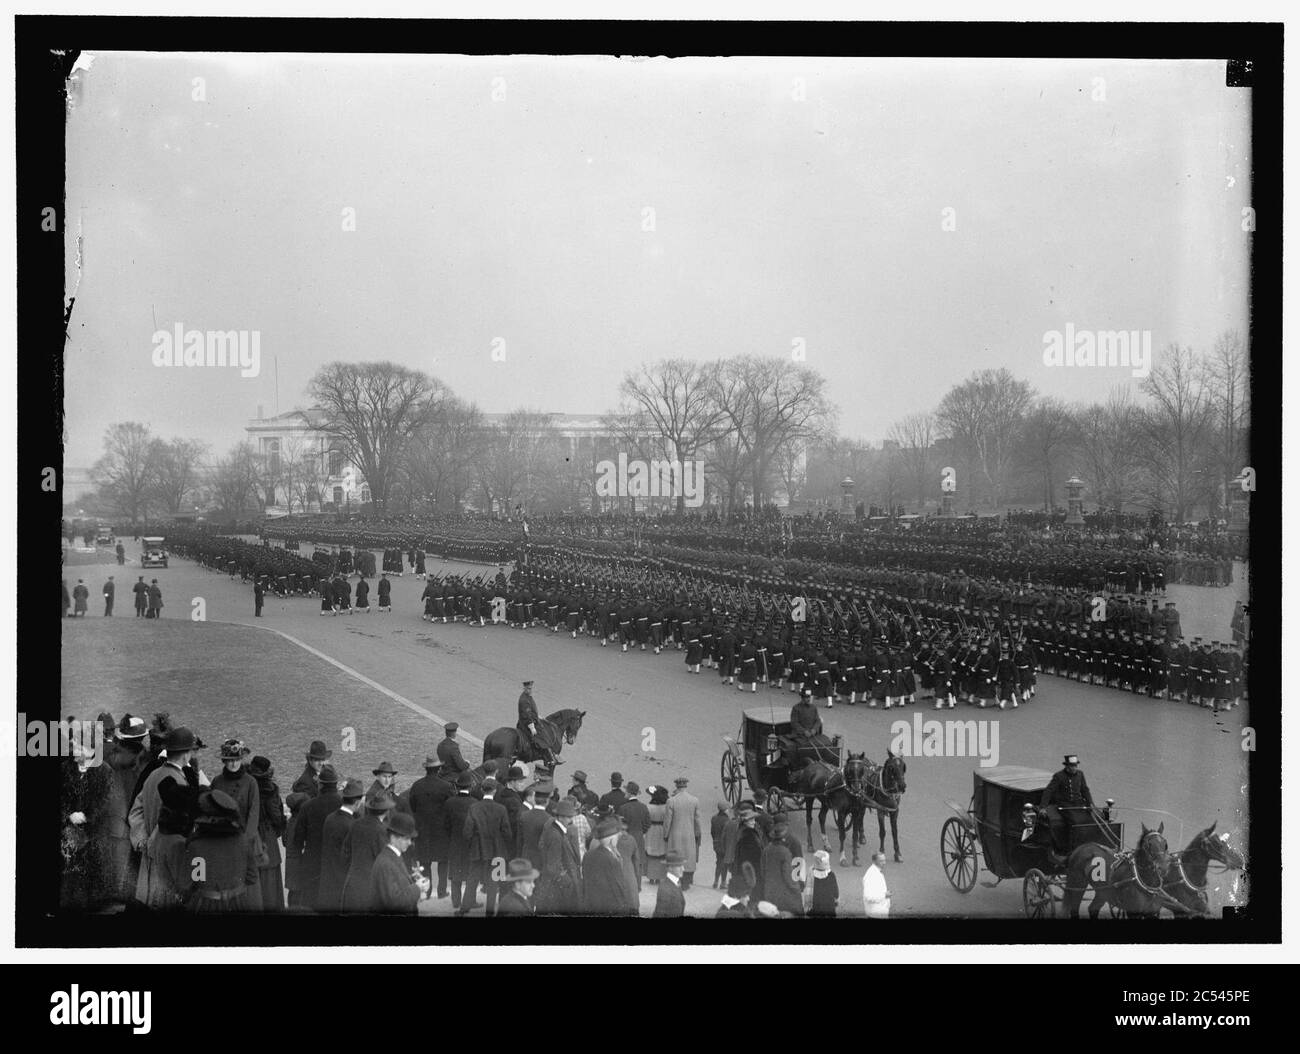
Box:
(720, 751, 743, 805)
(941, 817, 978, 893)
(1023, 869, 1057, 919)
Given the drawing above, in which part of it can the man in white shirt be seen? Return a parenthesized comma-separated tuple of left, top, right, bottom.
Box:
(862, 851, 891, 918)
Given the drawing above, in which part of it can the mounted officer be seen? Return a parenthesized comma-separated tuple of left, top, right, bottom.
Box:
(517, 679, 557, 770)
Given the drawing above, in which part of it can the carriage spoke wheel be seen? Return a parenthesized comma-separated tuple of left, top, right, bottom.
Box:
(720, 751, 742, 805)
(941, 817, 978, 893)
(1023, 869, 1057, 919)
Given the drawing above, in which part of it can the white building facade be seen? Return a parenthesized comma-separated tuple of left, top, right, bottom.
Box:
(245, 407, 371, 515)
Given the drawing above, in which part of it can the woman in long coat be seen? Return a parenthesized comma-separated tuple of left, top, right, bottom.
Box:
(184, 790, 256, 913)
(249, 756, 286, 910)
(644, 786, 669, 882)
(60, 750, 115, 911)
(139, 781, 194, 910)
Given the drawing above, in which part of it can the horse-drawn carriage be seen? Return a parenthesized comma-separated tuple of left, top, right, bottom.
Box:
(940, 766, 1124, 917)
(721, 710, 906, 866)
(720, 709, 843, 811)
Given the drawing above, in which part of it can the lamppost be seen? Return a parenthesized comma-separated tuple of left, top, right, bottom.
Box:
(1064, 476, 1086, 526)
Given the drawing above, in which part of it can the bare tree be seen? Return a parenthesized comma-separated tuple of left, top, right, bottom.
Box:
(888, 412, 935, 509)
(308, 362, 441, 514)
(716, 355, 834, 508)
(210, 441, 264, 518)
(706, 431, 753, 514)
(1018, 397, 1075, 510)
(1210, 329, 1251, 511)
(1070, 387, 1144, 518)
(618, 359, 733, 513)
(1138, 344, 1217, 521)
(600, 409, 666, 513)
(93, 422, 158, 525)
(773, 437, 807, 507)
(476, 410, 559, 515)
(405, 396, 487, 514)
(149, 437, 209, 514)
(936, 369, 1033, 509)
(934, 381, 983, 507)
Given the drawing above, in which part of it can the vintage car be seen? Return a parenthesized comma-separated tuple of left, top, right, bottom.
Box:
(140, 536, 169, 569)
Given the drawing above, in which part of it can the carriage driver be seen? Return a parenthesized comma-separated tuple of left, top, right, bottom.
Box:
(1038, 754, 1095, 856)
(517, 679, 558, 770)
(790, 687, 823, 744)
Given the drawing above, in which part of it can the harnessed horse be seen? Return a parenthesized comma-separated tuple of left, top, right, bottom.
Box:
(1158, 822, 1246, 917)
(787, 751, 906, 867)
(1063, 822, 1171, 918)
(483, 708, 586, 772)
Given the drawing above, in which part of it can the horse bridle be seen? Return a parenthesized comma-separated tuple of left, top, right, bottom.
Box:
(1112, 833, 1169, 897)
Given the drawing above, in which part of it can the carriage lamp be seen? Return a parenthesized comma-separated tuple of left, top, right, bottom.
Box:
(1021, 803, 1037, 833)
(766, 732, 780, 755)
(1104, 797, 1114, 821)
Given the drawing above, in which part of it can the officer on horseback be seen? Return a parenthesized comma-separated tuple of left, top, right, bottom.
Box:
(1039, 754, 1094, 858)
(517, 679, 558, 771)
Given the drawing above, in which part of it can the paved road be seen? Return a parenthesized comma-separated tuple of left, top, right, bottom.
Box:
(63, 548, 1252, 918)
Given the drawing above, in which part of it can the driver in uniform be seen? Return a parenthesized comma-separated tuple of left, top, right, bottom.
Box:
(517, 679, 558, 770)
(1038, 754, 1094, 857)
(787, 687, 824, 767)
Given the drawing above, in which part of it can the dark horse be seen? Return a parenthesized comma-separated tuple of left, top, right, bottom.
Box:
(789, 751, 906, 867)
(1063, 822, 1171, 918)
(1158, 822, 1247, 917)
(868, 750, 907, 863)
(435, 758, 509, 792)
(482, 708, 586, 771)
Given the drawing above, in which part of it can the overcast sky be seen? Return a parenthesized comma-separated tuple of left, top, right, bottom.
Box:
(63, 53, 1250, 467)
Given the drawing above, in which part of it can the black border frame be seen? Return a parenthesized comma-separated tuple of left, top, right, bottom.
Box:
(20, 16, 1281, 949)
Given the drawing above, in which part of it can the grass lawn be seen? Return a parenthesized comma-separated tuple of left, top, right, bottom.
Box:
(60, 619, 480, 787)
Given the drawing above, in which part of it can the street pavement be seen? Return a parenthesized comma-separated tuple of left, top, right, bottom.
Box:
(60, 546, 1252, 918)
